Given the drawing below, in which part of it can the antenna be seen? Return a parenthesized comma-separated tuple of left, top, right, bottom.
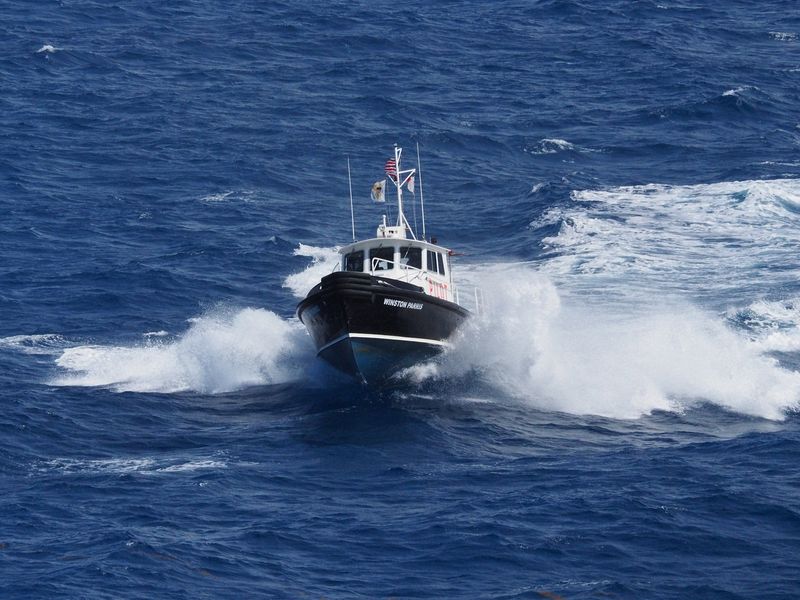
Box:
(347, 156, 355, 242)
(416, 142, 426, 240)
(394, 145, 403, 226)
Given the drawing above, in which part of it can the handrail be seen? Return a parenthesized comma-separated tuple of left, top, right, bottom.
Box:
(368, 257, 465, 305)
(473, 287, 485, 316)
(369, 257, 427, 283)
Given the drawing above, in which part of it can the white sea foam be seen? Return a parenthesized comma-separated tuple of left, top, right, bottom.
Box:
(527, 138, 575, 155)
(40, 456, 227, 475)
(200, 191, 235, 203)
(156, 459, 227, 473)
(282, 243, 340, 299)
(52, 307, 312, 393)
(722, 86, 747, 97)
(36, 44, 59, 54)
(525, 138, 601, 156)
(534, 178, 800, 304)
(199, 190, 256, 204)
(730, 297, 800, 353)
(769, 32, 797, 42)
(41, 457, 156, 474)
(143, 330, 169, 338)
(422, 267, 800, 420)
(0, 334, 68, 355)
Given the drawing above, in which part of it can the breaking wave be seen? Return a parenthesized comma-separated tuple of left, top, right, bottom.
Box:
(35, 44, 60, 54)
(524, 138, 600, 155)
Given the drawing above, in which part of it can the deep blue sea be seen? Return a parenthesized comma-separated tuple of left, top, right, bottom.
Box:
(3, 1, 800, 598)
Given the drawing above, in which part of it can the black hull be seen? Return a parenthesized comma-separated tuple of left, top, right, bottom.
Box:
(297, 271, 470, 384)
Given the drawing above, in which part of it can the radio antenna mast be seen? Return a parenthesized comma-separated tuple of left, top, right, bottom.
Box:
(416, 142, 426, 240)
(347, 157, 355, 241)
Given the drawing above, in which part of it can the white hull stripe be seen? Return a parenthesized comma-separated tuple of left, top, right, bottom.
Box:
(318, 332, 449, 355)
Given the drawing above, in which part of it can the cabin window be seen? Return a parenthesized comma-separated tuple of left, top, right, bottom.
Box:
(344, 251, 363, 272)
(426, 250, 437, 273)
(369, 247, 394, 271)
(399, 246, 422, 270)
(427, 250, 445, 275)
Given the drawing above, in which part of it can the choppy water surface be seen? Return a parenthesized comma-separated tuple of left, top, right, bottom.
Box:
(2, 1, 800, 598)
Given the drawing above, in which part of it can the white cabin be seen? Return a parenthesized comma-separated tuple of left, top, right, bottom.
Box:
(339, 222, 457, 303)
(339, 145, 460, 304)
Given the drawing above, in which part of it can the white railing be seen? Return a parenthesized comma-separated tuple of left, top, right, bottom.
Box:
(369, 257, 427, 285)
(473, 287, 485, 316)
(338, 257, 484, 312)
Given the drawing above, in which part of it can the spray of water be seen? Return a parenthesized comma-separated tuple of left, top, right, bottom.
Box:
(414, 267, 800, 420)
(52, 307, 313, 393)
(283, 244, 340, 299)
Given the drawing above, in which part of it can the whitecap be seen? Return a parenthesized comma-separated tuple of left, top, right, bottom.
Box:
(769, 32, 797, 42)
(156, 459, 227, 473)
(41, 457, 156, 475)
(143, 330, 169, 338)
(200, 191, 235, 203)
(722, 86, 750, 97)
(527, 138, 576, 155)
(36, 44, 59, 54)
(40, 456, 228, 475)
(199, 190, 256, 204)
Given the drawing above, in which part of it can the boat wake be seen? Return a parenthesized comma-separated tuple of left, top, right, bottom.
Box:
(531, 178, 800, 305)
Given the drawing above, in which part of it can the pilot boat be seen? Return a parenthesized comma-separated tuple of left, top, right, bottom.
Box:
(296, 145, 470, 384)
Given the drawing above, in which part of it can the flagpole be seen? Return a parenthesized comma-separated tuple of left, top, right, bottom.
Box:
(394, 145, 403, 229)
(347, 157, 355, 242)
(416, 142, 426, 241)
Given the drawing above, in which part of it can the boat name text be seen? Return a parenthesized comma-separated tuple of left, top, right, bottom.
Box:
(384, 298, 423, 310)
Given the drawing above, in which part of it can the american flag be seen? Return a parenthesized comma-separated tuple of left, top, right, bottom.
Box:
(384, 158, 397, 180)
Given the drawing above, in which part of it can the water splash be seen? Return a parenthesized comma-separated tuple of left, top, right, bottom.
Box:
(283, 244, 340, 299)
(730, 297, 800, 353)
(52, 307, 313, 393)
(415, 267, 800, 420)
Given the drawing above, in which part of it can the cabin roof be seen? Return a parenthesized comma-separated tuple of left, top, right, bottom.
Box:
(339, 237, 450, 255)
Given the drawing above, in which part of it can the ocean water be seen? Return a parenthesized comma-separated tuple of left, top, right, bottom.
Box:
(2, 1, 800, 598)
